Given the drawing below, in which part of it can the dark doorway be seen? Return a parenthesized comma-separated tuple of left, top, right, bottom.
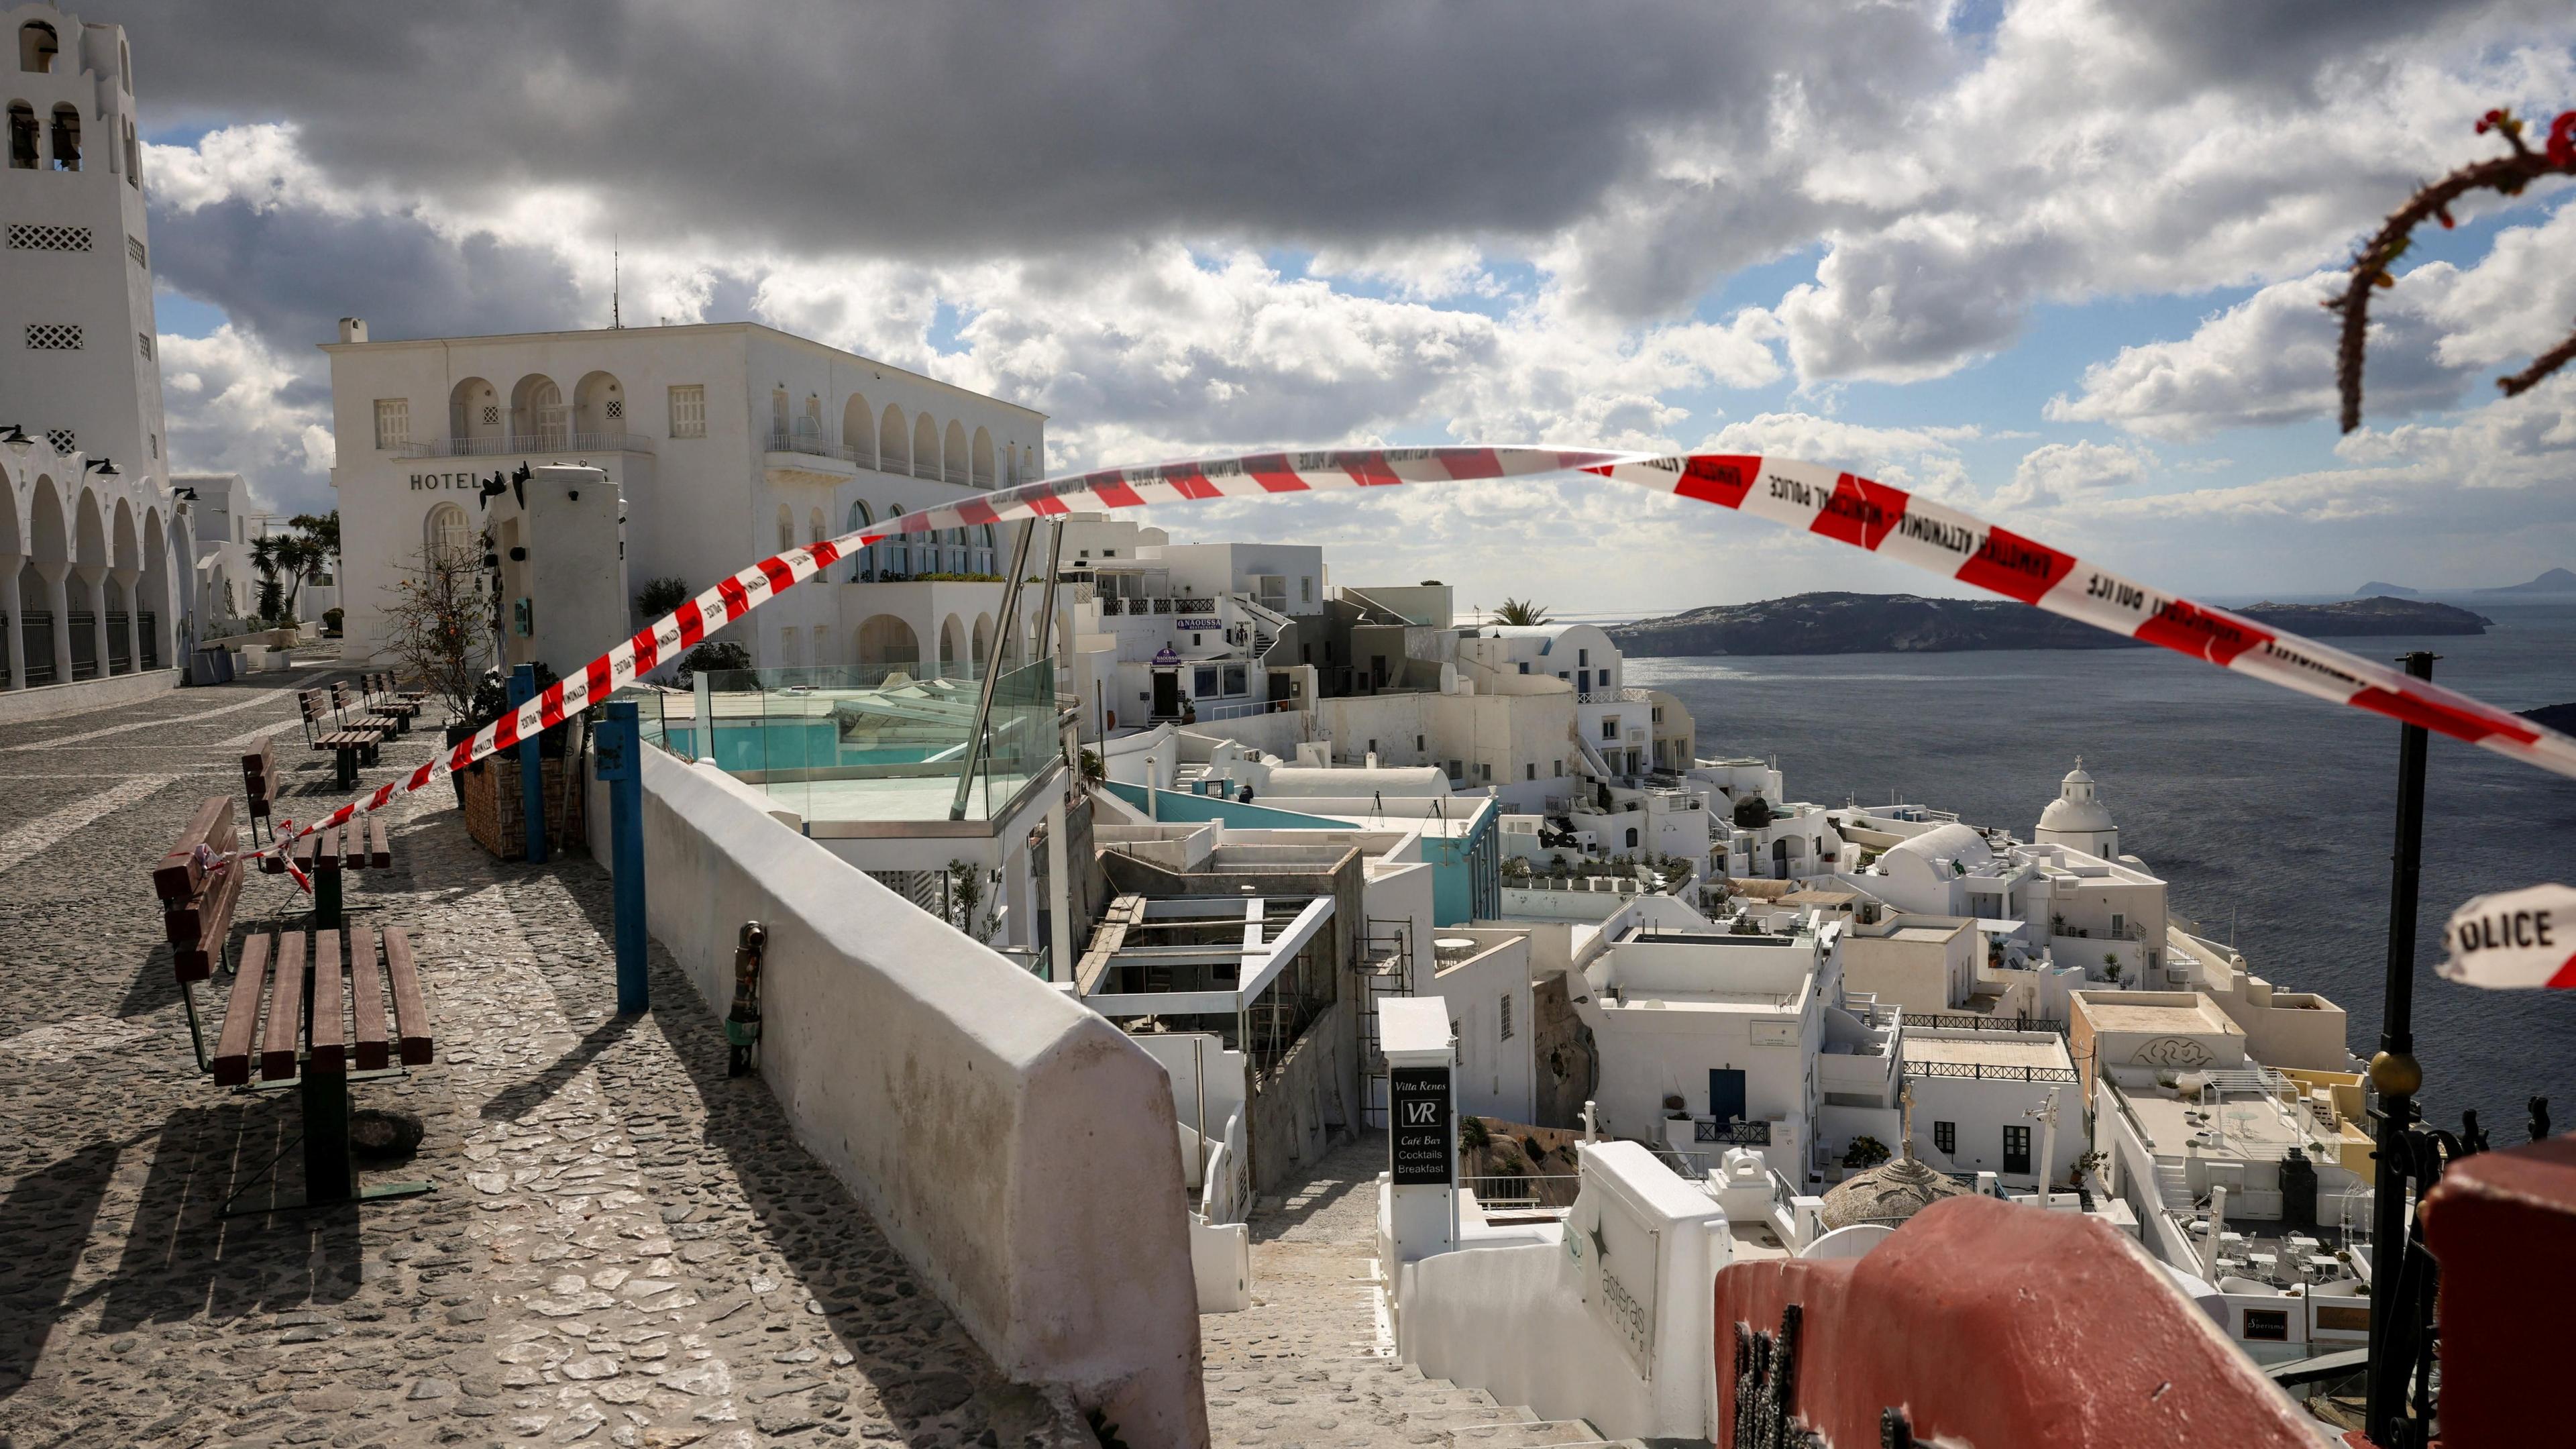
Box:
(1708, 1068, 1746, 1127)
(2002, 1124, 2032, 1175)
(1151, 672, 1179, 718)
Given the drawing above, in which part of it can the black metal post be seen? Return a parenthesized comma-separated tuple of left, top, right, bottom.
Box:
(2365, 650, 2436, 1446)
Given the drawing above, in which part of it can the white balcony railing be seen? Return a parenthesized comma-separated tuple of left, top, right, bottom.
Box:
(398, 432, 654, 459)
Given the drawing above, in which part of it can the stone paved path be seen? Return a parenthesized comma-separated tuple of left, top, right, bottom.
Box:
(1198, 1136, 1602, 1449)
(0, 667, 1080, 1449)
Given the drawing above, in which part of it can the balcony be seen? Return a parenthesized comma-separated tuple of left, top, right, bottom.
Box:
(764, 429, 981, 488)
(398, 432, 655, 460)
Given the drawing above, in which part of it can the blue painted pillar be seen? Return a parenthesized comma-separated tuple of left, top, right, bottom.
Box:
(598, 700, 649, 1014)
(508, 663, 549, 864)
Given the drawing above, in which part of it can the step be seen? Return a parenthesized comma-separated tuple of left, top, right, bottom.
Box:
(1443, 1418, 1607, 1447)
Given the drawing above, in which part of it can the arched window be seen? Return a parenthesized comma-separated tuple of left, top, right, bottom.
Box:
(776, 505, 794, 554)
(1625, 827, 1640, 850)
(912, 414, 940, 481)
(574, 371, 624, 439)
(47, 103, 76, 170)
(971, 427, 995, 488)
(7, 103, 36, 170)
(121, 117, 136, 187)
(879, 405, 908, 473)
(451, 377, 500, 442)
(510, 375, 564, 448)
(20, 21, 58, 74)
(771, 386, 790, 439)
(843, 393, 874, 468)
(425, 503, 472, 561)
(845, 500, 875, 580)
(808, 508, 825, 553)
(797, 393, 822, 445)
(945, 420, 969, 486)
(883, 506, 908, 576)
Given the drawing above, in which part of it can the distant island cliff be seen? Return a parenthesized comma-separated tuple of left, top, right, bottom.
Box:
(1606, 592, 2493, 656)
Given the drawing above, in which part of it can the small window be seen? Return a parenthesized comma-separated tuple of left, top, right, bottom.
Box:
(1600, 717, 1618, 741)
(1553, 760, 1563, 777)
(2111, 913, 2125, 934)
(777, 506, 794, 553)
(1195, 665, 1218, 697)
(1479, 762, 1492, 781)
(1415, 735, 1425, 751)
(1102, 548, 1117, 558)
(1299, 576, 1313, 603)
(137, 332, 152, 360)
(150, 431, 157, 458)
(1517, 662, 1529, 674)
(1448, 759, 1463, 780)
(1577, 648, 1589, 667)
(668, 384, 706, 439)
(1933, 1121, 1955, 1155)
(1498, 994, 1513, 1041)
(25, 323, 81, 350)
(1624, 827, 1638, 848)
(373, 398, 410, 449)
(45, 427, 73, 453)
(1525, 763, 1536, 781)
(2242, 1309, 2289, 1342)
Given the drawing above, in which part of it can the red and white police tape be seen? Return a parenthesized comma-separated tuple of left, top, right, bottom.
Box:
(241, 445, 2576, 971)
(2439, 884, 2576, 989)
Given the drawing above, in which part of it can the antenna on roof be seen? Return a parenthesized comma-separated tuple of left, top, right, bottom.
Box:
(611, 233, 622, 329)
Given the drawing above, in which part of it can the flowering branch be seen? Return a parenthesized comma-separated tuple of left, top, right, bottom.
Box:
(2330, 107, 2576, 433)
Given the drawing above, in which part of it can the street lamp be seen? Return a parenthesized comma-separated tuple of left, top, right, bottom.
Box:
(88, 457, 119, 480)
(0, 424, 32, 458)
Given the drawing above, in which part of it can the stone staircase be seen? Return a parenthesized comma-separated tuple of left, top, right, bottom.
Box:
(1203, 1356, 1607, 1448)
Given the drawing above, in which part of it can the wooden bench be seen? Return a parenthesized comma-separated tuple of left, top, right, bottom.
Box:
(263, 818, 394, 930)
(204, 924, 436, 1208)
(153, 796, 246, 987)
(333, 678, 407, 739)
(239, 737, 276, 844)
(364, 672, 425, 724)
(299, 688, 385, 790)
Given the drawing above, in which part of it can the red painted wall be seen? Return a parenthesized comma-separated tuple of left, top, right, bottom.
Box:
(1713, 1195, 2315, 1448)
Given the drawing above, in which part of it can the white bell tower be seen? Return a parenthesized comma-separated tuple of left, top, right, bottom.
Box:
(2034, 757, 2119, 857)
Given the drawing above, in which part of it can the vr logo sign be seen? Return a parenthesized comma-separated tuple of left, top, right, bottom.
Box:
(1389, 1066, 1452, 1187)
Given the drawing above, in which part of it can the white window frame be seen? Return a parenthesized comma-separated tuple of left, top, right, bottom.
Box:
(373, 397, 410, 449)
(668, 384, 707, 439)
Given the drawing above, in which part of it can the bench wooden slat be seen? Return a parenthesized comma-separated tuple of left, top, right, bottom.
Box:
(153, 796, 235, 902)
(350, 924, 390, 1071)
(343, 825, 367, 870)
(172, 854, 243, 983)
(162, 813, 237, 943)
(383, 926, 433, 1066)
(213, 932, 272, 1087)
(309, 929, 345, 1076)
(260, 930, 307, 1081)
(368, 817, 391, 869)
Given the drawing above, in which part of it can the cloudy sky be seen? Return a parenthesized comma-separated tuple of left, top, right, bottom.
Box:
(123, 0, 2576, 614)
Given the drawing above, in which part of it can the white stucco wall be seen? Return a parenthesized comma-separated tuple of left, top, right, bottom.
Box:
(1399, 1142, 1729, 1440)
(629, 750, 1207, 1446)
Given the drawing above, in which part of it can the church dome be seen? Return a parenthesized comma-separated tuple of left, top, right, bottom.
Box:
(1818, 1155, 1974, 1230)
(2037, 758, 2115, 837)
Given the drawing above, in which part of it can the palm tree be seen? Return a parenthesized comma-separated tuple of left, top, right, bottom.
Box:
(1493, 596, 1552, 627)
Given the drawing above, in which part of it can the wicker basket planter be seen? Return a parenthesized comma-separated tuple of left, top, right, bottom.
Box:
(460, 749, 587, 860)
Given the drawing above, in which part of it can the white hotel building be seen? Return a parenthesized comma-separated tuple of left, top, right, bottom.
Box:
(325, 320, 1047, 679)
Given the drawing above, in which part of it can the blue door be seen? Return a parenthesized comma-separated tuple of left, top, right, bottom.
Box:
(1708, 1069, 1747, 1126)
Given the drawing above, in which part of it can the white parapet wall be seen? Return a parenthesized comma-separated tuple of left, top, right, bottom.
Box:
(1396, 1140, 1730, 1440)
(632, 749, 1209, 1446)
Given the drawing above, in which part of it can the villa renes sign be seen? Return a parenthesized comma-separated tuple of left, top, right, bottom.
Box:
(1389, 1067, 1452, 1186)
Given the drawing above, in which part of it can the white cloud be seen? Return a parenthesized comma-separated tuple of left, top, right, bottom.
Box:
(1992, 439, 2153, 511)
(2049, 199, 2576, 439)
(156, 325, 334, 505)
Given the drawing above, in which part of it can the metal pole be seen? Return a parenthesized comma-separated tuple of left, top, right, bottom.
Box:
(949, 519, 1040, 822)
(1032, 517, 1066, 670)
(600, 700, 649, 1014)
(2364, 650, 2435, 1446)
(508, 662, 548, 863)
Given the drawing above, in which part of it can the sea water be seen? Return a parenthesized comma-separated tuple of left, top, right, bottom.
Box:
(1623, 600, 2576, 1135)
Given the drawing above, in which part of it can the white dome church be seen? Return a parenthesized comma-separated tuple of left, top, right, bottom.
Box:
(2035, 759, 2118, 857)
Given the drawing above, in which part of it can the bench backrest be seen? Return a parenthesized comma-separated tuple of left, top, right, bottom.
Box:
(153, 795, 236, 903)
(240, 737, 274, 810)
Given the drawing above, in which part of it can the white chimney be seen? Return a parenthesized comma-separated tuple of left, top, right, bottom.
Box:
(338, 317, 369, 343)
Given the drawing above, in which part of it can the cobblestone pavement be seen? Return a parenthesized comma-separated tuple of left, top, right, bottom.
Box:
(1197, 1136, 1599, 1449)
(0, 667, 1079, 1449)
